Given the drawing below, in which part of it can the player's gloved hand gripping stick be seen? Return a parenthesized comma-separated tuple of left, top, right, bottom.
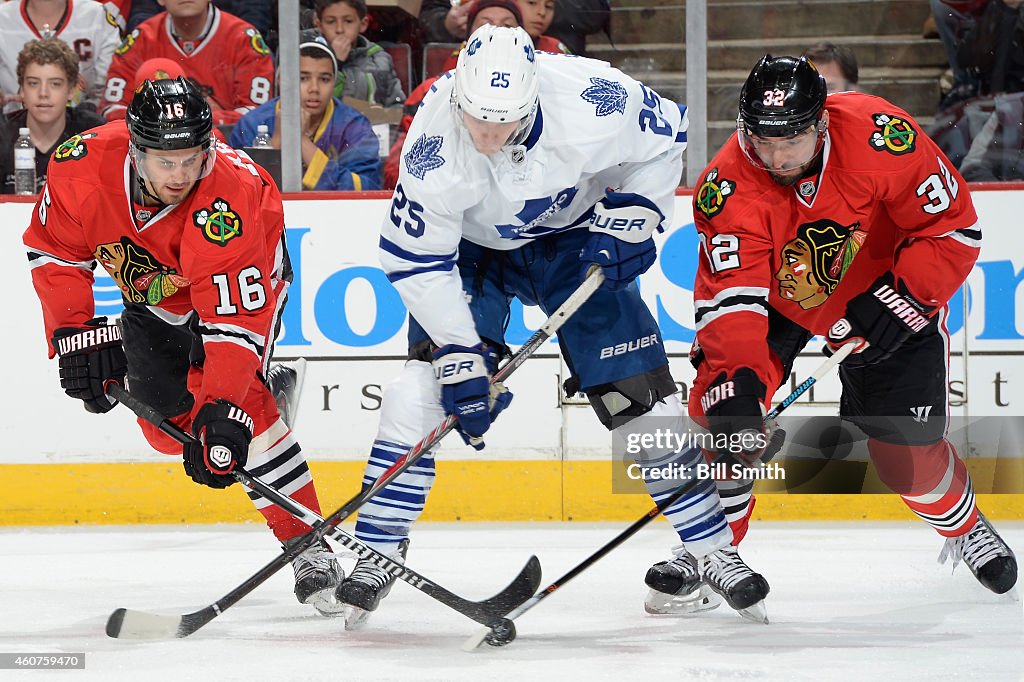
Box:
(463, 341, 857, 651)
(104, 267, 605, 639)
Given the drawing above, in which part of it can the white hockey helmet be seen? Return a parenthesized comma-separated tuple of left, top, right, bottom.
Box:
(454, 25, 539, 145)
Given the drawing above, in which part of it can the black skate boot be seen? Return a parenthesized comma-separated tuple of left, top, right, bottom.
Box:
(284, 537, 344, 616)
(939, 512, 1018, 595)
(267, 359, 306, 429)
(644, 546, 721, 615)
(336, 539, 409, 630)
(701, 545, 770, 623)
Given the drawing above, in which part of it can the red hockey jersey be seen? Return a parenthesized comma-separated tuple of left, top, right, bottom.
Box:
(101, 5, 273, 123)
(24, 121, 287, 409)
(691, 92, 981, 407)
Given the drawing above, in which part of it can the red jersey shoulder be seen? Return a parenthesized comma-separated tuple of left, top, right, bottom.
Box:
(694, 135, 777, 226)
(217, 11, 272, 57)
(45, 121, 130, 188)
(183, 148, 276, 249)
(826, 92, 924, 170)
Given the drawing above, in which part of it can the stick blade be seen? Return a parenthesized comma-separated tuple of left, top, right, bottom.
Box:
(478, 555, 541, 615)
(105, 607, 184, 640)
(461, 626, 491, 652)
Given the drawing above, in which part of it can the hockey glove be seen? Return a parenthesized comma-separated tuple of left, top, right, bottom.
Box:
(702, 369, 783, 467)
(183, 399, 253, 489)
(52, 317, 128, 414)
(432, 343, 513, 451)
(580, 192, 663, 291)
(825, 272, 935, 368)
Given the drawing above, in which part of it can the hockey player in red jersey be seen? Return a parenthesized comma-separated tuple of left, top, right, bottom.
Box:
(101, 0, 273, 123)
(645, 54, 1017, 611)
(23, 77, 343, 615)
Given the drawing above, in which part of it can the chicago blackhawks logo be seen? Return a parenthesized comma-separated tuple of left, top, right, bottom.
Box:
(194, 198, 243, 246)
(246, 28, 270, 56)
(775, 219, 865, 310)
(869, 113, 916, 155)
(53, 132, 97, 162)
(114, 29, 139, 56)
(694, 168, 735, 219)
(94, 238, 190, 305)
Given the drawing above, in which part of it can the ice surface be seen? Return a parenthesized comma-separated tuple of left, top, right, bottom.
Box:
(0, 522, 1021, 681)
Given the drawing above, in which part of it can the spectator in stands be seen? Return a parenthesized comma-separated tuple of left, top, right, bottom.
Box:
(127, 0, 274, 38)
(929, 0, 1024, 180)
(0, 39, 104, 194)
(419, 0, 472, 44)
(803, 42, 860, 93)
(301, 0, 406, 108)
(519, 0, 569, 53)
(101, 0, 274, 124)
(930, 0, 988, 108)
(0, 0, 121, 113)
(547, 0, 609, 56)
(229, 39, 382, 191)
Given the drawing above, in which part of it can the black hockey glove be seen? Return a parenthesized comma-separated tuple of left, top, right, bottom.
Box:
(579, 192, 663, 291)
(52, 317, 128, 414)
(702, 369, 784, 467)
(825, 272, 935, 368)
(183, 400, 253, 489)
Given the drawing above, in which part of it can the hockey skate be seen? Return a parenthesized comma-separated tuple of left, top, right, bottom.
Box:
(938, 512, 1018, 596)
(701, 546, 770, 624)
(267, 358, 307, 429)
(285, 537, 345, 616)
(336, 539, 409, 630)
(644, 546, 722, 615)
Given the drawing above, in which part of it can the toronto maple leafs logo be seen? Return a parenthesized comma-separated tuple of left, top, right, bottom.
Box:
(581, 77, 628, 116)
(495, 187, 579, 239)
(404, 134, 445, 180)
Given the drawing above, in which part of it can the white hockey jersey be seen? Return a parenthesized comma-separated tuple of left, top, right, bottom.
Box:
(0, 0, 121, 110)
(380, 51, 687, 348)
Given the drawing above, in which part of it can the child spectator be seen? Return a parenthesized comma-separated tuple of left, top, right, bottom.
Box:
(0, 38, 104, 194)
(518, 0, 569, 53)
(101, 0, 274, 124)
(802, 42, 860, 93)
(301, 0, 405, 108)
(0, 0, 121, 112)
(229, 39, 382, 191)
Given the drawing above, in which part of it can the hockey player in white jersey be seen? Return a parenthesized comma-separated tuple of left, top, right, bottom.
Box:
(336, 25, 770, 627)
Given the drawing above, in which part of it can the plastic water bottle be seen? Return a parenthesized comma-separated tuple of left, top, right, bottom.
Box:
(252, 124, 272, 149)
(14, 127, 36, 195)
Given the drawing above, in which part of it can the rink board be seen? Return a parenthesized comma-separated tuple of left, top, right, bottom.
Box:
(3, 186, 1024, 524)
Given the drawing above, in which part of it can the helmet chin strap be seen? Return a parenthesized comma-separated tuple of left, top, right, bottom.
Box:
(132, 168, 164, 206)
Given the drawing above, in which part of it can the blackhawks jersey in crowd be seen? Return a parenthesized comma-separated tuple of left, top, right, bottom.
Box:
(382, 51, 687, 349)
(0, 0, 121, 110)
(691, 92, 981, 404)
(102, 5, 273, 124)
(23, 121, 287, 409)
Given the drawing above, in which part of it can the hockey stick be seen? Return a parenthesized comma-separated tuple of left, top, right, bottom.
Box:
(463, 342, 856, 650)
(103, 382, 541, 638)
(104, 268, 603, 639)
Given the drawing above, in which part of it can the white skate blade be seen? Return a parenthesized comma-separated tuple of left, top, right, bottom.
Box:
(644, 584, 722, 615)
(736, 600, 769, 624)
(342, 604, 373, 631)
(304, 587, 347, 618)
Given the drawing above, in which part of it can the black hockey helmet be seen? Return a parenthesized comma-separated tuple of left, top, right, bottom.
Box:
(126, 76, 213, 151)
(738, 55, 826, 138)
